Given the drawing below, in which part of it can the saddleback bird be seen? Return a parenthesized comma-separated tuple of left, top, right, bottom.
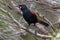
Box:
(17, 4, 49, 35)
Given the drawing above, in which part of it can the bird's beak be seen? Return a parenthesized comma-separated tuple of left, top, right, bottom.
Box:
(16, 6, 21, 10)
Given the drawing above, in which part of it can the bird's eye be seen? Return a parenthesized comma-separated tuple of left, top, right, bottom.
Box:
(19, 6, 22, 9)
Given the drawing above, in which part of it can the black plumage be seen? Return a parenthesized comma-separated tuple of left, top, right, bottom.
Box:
(18, 4, 49, 26)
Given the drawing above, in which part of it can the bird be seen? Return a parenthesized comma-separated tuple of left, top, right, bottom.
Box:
(17, 4, 49, 35)
(17, 4, 49, 26)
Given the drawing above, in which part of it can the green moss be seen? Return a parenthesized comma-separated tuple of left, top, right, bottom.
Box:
(22, 35, 35, 40)
(0, 11, 7, 16)
(4, 31, 13, 35)
(12, 13, 20, 19)
(0, 21, 9, 29)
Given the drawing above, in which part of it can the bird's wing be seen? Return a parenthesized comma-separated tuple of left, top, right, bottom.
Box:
(30, 10, 40, 17)
(30, 10, 42, 22)
(30, 10, 37, 14)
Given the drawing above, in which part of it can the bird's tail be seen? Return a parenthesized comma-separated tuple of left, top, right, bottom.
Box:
(40, 21, 49, 27)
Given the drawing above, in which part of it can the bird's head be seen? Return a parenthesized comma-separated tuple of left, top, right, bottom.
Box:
(17, 4, 28, 11)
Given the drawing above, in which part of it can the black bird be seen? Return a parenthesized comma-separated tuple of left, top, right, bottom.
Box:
(17, 4, 49, 35)
(17, 4, 49, 26)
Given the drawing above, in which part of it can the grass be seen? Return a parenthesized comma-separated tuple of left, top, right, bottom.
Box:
(22, 34, 35, 40)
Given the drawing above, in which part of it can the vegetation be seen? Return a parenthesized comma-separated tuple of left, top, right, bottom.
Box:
(0, 0, 60, 40)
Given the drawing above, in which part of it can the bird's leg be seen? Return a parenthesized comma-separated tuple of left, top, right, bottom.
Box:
(35, 27, 37, 35)
(26, 24, 30, 30)
(34, 23, 38, 35)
